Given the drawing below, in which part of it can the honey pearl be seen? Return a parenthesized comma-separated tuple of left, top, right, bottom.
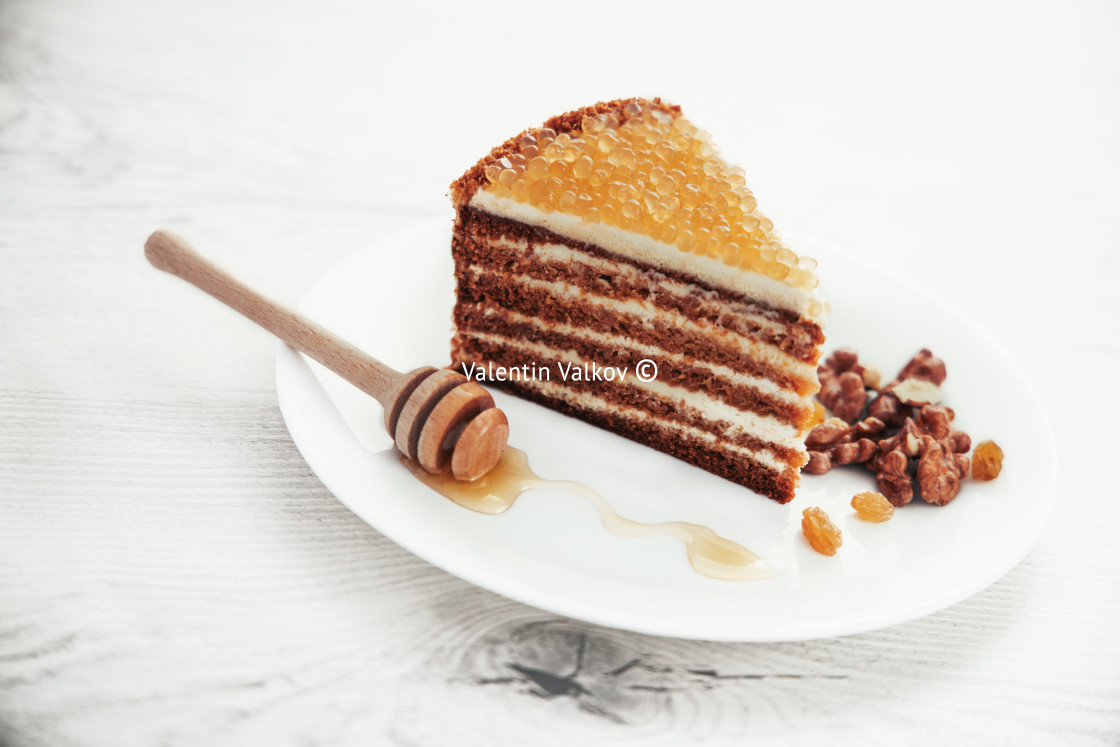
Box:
(681, 185, 704, 208)
(544, 142, 565, 162)
(511, 180, 529, 200)
(572, 155, 594, 179)
(787, 268, 813, 287)
(759, 216, 774, 232)
(621, 199, 642, 221)
(612, 164, 633, 181)
(675, 229, 696, 252)
(484, 164, 501, 183)
(519, 134, 537, 149)
(539, 127, 557, 141)
(582, 206, 601, 224)
(558, 190, 577, 210)
(527, 156, 549, 180)
(498, 169, 516, 187)
(654, 141, 675, 162)
(650, 203, 671, 223)
(597, 131, 620, 152)
(529, 180, 553, 210)
(799, 256, 818, 271)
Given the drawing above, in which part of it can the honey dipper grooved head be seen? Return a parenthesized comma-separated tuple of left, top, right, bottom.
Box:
(388, 368, 508, 481)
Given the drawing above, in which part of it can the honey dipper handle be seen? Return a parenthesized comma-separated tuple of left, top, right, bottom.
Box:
(144, 230, 400, 402)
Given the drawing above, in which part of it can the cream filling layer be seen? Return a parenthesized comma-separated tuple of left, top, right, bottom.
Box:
(470, 190, 826, 323)
(487, 370, 792, 474)
(465, 264, 817, 386)
(460, 330, 806, 453)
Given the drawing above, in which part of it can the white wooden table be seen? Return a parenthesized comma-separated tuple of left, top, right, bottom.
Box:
(2, 0, 1118, 744)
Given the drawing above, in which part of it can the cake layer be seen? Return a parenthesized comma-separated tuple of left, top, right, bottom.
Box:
(454, 331, 806, 467)
(459, 366, 799, 503)
(457, 264, 817, 396)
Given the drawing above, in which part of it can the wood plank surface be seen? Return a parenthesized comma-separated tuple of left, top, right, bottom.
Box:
(1, 0, 1118, 744)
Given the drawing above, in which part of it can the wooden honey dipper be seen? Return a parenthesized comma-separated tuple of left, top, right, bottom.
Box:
(144, 230, 508, 481)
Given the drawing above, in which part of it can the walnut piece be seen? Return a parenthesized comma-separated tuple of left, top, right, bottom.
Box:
(916, 438, 965, 506)
(817, 348, 869, 423)
(891, 378, 942, 407)
(893, 348, 947, 386)
(868, 390, 909, 428)
(876, 449, 913, 506)
(804, 417, 882, 474)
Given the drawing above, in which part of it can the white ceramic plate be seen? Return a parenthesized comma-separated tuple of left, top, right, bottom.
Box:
(275, 221, 1056, 641)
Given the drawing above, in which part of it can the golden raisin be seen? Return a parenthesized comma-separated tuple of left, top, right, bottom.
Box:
(972, 440, 1004, 481)
(801, 507, 842, 556)
(851, 491, 894, 523)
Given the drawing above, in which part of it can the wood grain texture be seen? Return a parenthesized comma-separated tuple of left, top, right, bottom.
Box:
(2, 0, 1119, 745)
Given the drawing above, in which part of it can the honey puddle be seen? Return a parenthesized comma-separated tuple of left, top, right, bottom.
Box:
(401, 446, 772, 582)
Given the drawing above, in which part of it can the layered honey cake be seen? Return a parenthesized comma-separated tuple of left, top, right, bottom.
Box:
(449, 98, 826, 502)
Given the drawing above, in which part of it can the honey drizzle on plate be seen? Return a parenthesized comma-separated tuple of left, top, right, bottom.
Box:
(401, 446, 772, 582)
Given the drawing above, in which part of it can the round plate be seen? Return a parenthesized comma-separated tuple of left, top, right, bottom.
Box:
(275, 221, 1056, 641)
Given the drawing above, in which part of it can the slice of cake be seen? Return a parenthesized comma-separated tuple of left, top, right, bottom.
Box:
(449, 98, 826, 503)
